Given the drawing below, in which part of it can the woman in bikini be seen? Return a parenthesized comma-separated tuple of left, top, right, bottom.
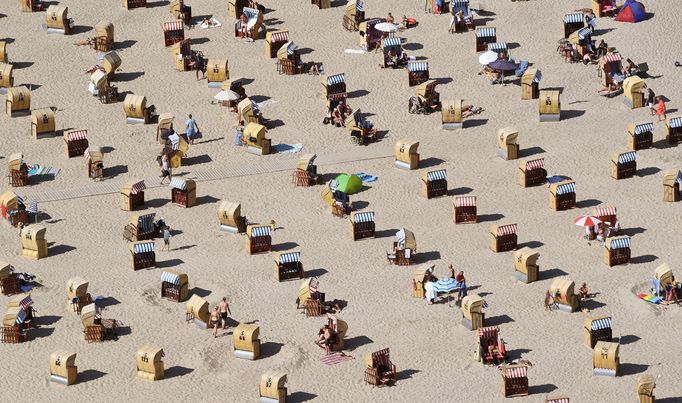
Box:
(210, 306, 221, 337)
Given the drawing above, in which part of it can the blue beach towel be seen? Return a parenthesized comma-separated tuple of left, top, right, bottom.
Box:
(272, 143, 303, 154)
(354, 172, 378, 183)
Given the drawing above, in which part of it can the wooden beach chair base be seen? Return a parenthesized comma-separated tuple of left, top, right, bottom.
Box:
(1, 326, 27, 343)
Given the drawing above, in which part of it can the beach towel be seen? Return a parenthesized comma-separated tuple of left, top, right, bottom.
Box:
(344, 49, 366, 54)
(515, 60, 529, 77)
(27, 164, 60, 177)
(320, 352, 354, 365)
(272, 143, 303, 154)
(546, 175, 569, 184)
(256, 99, 277, 109)
(199, 18, 222, 29)
(354, 172, 378, 183)
(638, 293, 661, 304)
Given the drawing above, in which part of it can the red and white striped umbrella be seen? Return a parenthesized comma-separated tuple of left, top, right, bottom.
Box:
(574, 215, 602, 227)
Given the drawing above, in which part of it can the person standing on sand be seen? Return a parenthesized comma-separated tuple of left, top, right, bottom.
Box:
(210, 306, 221, 338)
(162, 226, 172, 251)
(219, 297, 232, 329)
(186, 114, 198, 145)
(193, 53, 206, 81)
(160, 154, 172, 184)
(656, 97, 667, 121)
(645, 87, 656, 114)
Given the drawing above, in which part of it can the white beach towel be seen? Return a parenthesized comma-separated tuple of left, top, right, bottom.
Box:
(344, 49, 366, 54)
(256, 99, 277, 109)
(200, 18, 222, 29)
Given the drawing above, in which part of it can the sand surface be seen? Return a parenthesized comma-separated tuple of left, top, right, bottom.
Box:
(1, 0, 682, 402)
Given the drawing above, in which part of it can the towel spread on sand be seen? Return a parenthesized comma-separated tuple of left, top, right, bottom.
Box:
(255, 99, 277, 109)
(320, 352, 354, 365)
(28, 164, 60, 177)
(344, 49, 366, 54)
(199, 18, 222, 29)
(272, 144, 303, 154)
(354, 172, 378, 183)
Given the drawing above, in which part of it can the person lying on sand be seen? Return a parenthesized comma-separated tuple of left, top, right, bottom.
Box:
(400, 15, 416, 30)
(73, 39, 93, 46)
(84, 65, 104, 74)
(307, 62, 320, 75)
(462, 104, 484, 118)
(583, 52, 599, 65)
(597, 82, 622, 94)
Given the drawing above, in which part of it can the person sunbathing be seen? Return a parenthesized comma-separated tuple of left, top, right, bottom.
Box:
(400, 15, 409, 30)
(302, 61, 318, 75)
(239, 13, 248, 38)
(383, 48, 398, 68)
(234, 126, 246, 146)
(400, 15, 416, 30)
(73, 38, 93, 46)
(624, 58, 638, 75)
(398, 51, 409, 66)
(361, 119, 378, 140)
(489, 70, 502, 84)
(449, 10, 465, 33)
(84, 65, 104, 74)
(332, 101, 352, 127)
(461, 104, 484, 118)
(583, 52, 599, 65)
(316, 325, 334, 355)
(487, 342, 500, 362)
(478, 66, 492, 76)
(579, 283, 589, 300)
(597, 82, 622, 94)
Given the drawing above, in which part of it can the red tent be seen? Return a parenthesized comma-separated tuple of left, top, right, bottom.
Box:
(615, 0, 647, 23)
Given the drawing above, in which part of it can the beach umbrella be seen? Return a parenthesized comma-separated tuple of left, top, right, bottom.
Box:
(432, 277, 460, 306)
(574, 215, 602, 227)
(433, 277, 459, 293)
(375, 22, 398, 33)
(478, 51, 498, 65)
(214, 90, 240, 102)
(487, 59, 519, 71)
(334, 174, 363, 194)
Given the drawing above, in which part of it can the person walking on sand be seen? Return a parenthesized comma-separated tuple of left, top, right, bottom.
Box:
(160, 154, 172, 184)
(655, 96, 667, 121)
(186, 114, 198, 145)
(219, 297, 232, 329)
(210, 306, 221, 338)
(192, 53, 206, 81)
(645, 87, 656, 115)
(162, 226, 172, 251)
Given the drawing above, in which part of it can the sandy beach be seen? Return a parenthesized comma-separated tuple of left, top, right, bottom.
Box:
(1, 0, 682, 402)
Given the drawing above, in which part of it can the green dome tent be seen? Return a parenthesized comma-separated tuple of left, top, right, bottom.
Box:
(333, 174, 363, 194)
